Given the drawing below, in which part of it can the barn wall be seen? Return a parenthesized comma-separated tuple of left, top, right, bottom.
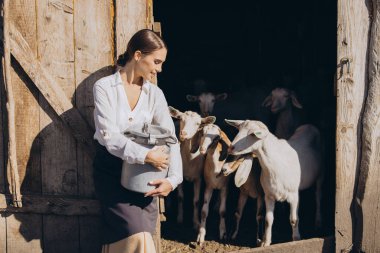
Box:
(1, 0, 150, 252)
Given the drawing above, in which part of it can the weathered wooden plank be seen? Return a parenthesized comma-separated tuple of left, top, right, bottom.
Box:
(4, 0, 22, 207)
(43, 215, 79, 253)
(228, 237, 334, 253)
(6, 213, 43, 253)
(0, 214, 5, 253)
(354, 1, 380, 252)
(0, 194, 100, 216)
(336, 1, 370, 252)
(8, 0, 41, 196)
(36, 2, 80, 252)
(36, 0, 77, 196)
(79, 216, 102, 253)
(74, 0, 114, 198)
(0, 48, 5, 194)
(116, 0, 148, 56)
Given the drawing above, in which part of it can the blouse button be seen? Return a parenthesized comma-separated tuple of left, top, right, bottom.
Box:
(129, 117, 133, 122)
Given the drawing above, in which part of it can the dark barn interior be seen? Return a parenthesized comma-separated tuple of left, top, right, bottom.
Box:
(154, 0, 336, 246)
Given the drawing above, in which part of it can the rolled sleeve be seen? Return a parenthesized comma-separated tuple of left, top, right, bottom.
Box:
(93, 82, 151, 164)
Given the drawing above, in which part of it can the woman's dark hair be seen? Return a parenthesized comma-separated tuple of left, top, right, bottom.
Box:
(116, 29, 167, 66)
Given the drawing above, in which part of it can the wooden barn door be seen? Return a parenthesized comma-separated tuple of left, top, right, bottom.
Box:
(336, 0, 380, 253)
(0, 0, 154, 252)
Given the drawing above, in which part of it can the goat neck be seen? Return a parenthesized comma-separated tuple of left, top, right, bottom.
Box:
(275, 104, 299, 139)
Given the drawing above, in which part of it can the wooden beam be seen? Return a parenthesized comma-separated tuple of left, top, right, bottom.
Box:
(146, 0, 154, 29)
(153, 22, 162, 37)
(0, 194, 100, 216)
(8, 22, 95, 156)
(354, 1, 380, 252)
(228, 237, 334, 253)
(336, 1, 370, 252)
(3, 0, 22, 207)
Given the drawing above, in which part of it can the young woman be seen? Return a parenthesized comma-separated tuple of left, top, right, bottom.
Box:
(93, 29, 183, 253)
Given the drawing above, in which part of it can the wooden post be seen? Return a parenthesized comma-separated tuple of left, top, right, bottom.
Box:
(336, 1, 370, 252)
(354, 1, 380, 252)
(3, 0, 22, 207)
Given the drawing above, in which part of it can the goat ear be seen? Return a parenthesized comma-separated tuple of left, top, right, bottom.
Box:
(234, 156, 253, 187)
(290, 92, 303, 109)
(215, 93, 228, 101)
(186, 95, 198, 102)
(224, 119, 243, 129)
(201, 116, 216, 124)
(168, 106, 182, 119)
(248, 122, 269, 139)
(190, 130, 201, 153)
(262, 95, 272, 107)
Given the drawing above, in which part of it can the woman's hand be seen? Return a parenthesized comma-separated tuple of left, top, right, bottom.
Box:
(145, 146, 169, 170)
(144, 179, 173, 197)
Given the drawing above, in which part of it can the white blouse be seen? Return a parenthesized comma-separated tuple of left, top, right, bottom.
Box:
(93, 70, 183, 190)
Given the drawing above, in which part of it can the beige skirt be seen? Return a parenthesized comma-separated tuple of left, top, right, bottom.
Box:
(101, 232, 156, 253)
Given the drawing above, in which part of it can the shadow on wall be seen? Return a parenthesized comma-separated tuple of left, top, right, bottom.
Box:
(3, 57, 114, 252)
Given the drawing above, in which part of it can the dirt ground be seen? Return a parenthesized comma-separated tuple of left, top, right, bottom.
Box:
(160, 180, 333, 253)
(161, 220, 255, 253)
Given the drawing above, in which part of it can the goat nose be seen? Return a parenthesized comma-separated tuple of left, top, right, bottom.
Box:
(228, 145, 234, 153)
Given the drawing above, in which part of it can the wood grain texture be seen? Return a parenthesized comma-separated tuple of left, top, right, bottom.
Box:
(228, 237, 334, 253)
(6, 213, 43, 253)
(74, 0, 114, 198)
(79, 216, 102, 253)
(9, 22, 95, 155)
(0, 194, 100, 215)
(73, 2, 114, 250)
(0, 215, 5, 253)
(336, 1, 370, 252)
(43, 215, 79, 253)
(354, 1, 380, 252)
(36, 1, 79, 252)
(36, 0, 77, 196)
(4, 0, 22, 207)
(116, 0, 148, 56)
(0, 44, 6, 194)
(6, 1, 44, 252)
(7, 0, 41, 196)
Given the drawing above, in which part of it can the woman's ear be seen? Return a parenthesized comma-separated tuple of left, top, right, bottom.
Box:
(134, 50, 142, 61)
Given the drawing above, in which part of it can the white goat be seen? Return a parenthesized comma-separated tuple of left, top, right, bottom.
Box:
(225, 119, 322, 247)
(263, 88, 324, 229)
(169, 106, 215, 229)
(195, 124, 231, 245)
(187, 92, 227, 117)
(222, 155, 264, 245)
(262, 88, 302, 139)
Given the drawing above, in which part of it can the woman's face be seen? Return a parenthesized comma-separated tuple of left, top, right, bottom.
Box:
(136, 48, 167, 82)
